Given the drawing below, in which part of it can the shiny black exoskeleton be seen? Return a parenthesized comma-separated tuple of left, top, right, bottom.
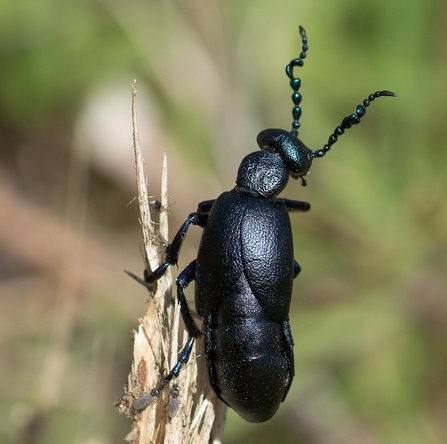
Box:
(138, 26, 396, 422)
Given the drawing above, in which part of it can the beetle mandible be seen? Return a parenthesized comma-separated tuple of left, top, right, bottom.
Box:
(139, 26, 396, 423)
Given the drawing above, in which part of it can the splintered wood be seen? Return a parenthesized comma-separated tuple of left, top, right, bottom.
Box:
(116, 80, 226, 444)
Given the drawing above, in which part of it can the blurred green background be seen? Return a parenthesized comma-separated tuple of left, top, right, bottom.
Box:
(1, 0, 446, 443)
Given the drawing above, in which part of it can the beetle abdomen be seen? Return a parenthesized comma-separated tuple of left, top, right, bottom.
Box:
(205, 290, 293, 423)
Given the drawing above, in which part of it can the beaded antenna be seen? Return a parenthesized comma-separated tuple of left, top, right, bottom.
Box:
(267, 26, 397, 185)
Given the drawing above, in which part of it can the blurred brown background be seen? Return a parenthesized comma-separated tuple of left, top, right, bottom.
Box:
(1, 0, 446, 443)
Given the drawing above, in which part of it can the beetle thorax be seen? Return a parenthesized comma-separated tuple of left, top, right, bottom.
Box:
(235, 151, 289, 199)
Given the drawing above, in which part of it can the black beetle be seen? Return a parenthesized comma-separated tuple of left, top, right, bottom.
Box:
(138, 26, 396, 422)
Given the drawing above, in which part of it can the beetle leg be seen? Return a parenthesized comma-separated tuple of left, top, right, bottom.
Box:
(281, 320, 295, 401)
(176, 260, 201, 338)
(293, 260, 301, 278)
(163, 336, 196, 382)
(162, 260, 201, 383)
(277, 198, 311, 212)
(197, 199, 216, 213)
(144, 212, 208, 283)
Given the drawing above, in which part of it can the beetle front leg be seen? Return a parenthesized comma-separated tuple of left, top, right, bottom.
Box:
(144, 212, 208, 284)
(278, 198, 311, 212)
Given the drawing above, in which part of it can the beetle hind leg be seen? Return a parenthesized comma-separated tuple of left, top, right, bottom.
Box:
(161, 260, 201, 384)
(281, 320, 295, 401)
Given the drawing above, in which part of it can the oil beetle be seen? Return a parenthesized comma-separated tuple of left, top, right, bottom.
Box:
(139, 26, 396, 422)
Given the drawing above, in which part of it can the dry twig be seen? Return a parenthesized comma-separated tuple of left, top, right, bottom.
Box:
(117, 80, 226, 444)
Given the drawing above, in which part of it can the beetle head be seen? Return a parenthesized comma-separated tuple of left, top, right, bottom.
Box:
(257, 128, 314, 183)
